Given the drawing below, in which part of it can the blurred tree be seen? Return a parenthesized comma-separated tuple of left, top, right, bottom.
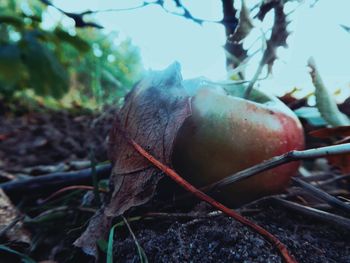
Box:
(37, 0, 292, 97)
(0, 0, 143, 107)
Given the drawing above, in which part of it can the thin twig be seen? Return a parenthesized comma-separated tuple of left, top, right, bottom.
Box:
(316, 174, 350, 186)
(130, 139, 297, 263)
(208, 143, 350, 192)
(292, 177, 350, 214)
(39, 185, 108, 204)
(273, 197, 350, 231)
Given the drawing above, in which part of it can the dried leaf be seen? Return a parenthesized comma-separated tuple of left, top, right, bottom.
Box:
(260, 0, 289, 72)
(339, 97, 350, 117)
(327, 153, 350, 173)
(231, 0, 253, 43)
(308, 58, 350, 127)
(309, 126, 350, 173)
(74, 63, 192, 256)
(0, 189, 30, 244)
(309, 126, 350, 138)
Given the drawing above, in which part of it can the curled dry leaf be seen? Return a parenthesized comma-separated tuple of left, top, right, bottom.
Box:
(0, 189, 30, 244)
(74, 63, 192, 256)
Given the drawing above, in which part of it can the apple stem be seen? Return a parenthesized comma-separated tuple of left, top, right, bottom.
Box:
(208, 143, 350, 191)
(130, 139, 298, 263)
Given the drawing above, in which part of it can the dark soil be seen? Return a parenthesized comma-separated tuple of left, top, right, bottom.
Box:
(0, 106, 117, 172)
(0, 107, 350, 263)
(113, 202, 350, 263)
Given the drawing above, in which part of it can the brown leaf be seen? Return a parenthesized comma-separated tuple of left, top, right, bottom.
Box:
(309, 127, 350, 172)
(327, 153, 350, 173)
(0, 189, 30, 244)
(74, 63, 192, 257)
(309, 126, 350, 138)
(339, 96, 350, 117)
(256, 0, 279, 21)
(230, 0, 254, 43)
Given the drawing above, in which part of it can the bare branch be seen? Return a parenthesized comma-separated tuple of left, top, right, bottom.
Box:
(209, 143, 350, 191)
(292, 177, 350, 214)
(274, 197, 350, 231)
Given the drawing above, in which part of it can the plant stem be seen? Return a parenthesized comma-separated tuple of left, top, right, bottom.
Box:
(208, 143, 350, 191)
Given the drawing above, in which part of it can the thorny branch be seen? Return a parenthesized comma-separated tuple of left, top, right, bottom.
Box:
(39, 0, 223, 28)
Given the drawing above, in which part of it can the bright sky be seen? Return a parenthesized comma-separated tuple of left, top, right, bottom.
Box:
(49, 0, 350, 100)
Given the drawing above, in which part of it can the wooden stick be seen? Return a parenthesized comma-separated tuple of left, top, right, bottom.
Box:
(273, 197, 350, 231)
(292, 177, 350, 214)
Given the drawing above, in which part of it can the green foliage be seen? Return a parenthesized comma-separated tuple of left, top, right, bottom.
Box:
(0, 0, 143, 108)
(308, 58, 350, 127)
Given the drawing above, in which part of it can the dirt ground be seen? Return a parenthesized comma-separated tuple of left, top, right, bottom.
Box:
(113, 202, 350, 263)
(0, 106, 350, 263)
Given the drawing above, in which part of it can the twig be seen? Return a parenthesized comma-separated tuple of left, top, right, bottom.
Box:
(292, 177, 350, 214)
(208, 143, 350, 191)
(39, 185, 108, 204)
(39, 0, 221, 27)
(316, 174, 350, 186)
(0, 164, 111, 196)
(273, 197, 350, 231)
(130, 139, 297, 263)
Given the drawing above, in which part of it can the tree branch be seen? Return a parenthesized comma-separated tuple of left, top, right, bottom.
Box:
(39, 0, 222, 28)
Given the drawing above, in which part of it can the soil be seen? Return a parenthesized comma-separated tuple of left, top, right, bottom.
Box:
(0, 106, 350, 263)
(112, 201, 350, 263)
(0, 106, 117, 173)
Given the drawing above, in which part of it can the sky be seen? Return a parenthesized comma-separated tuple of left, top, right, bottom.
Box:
(48, 0, 350, 100)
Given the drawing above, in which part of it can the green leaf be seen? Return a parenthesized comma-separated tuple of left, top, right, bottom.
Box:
(107, 223, 118, 263)
(97, 239, 108, 253)
(0, 14, 24, 27)
(21, 32, 69, 99)
(0, 245, 36, 263)
(0, 44, 22, 83)
(308, 57, 350, 127)
(54, 28, 90, 52)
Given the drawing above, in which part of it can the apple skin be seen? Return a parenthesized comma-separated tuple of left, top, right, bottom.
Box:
(172, 84, 304, 206)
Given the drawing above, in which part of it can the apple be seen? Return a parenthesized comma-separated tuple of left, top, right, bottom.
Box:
(172, 80, 304, 206)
